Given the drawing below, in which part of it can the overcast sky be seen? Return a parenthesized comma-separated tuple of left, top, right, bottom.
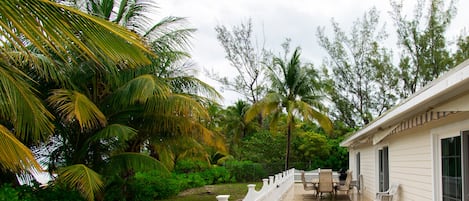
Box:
(155, 0, 469, 106)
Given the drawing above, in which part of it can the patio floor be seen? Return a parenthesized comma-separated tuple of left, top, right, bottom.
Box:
(280, 183, 370, 201)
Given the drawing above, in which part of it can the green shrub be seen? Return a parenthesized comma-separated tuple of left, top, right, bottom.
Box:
(200, 166, 231, 184)
(224, 160, 267, 182)
(174, 159, 210, 173)
(34, 184, 84, 201)
(102, 175, 127, 201)
(0, 183, 84, 201)
(0, 184, 19, 201)
(127, 170, 181, 201)
(174, 172, 206, 189)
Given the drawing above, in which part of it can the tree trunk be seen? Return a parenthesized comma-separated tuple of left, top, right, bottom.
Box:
(285, 122, 292, 171)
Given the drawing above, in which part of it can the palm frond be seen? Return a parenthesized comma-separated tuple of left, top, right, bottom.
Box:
(0, 124, 42, 173)
(107, 74, 171, 109)
(103, 152, 169, 175)
(48, 89, 107, 130)
(166, 76, 222, 101)
(145, 94, 210, 124)
(151, 144, 175, 171)
(152, 136, 213, 169)
(87, 124, 137, 151)
(88, 124, 137, 143)
(5, 50, 72, 86)
(0, 61, 55, 142)
(296, 101, 333, 133)
(115, 0, 156, 31)
(146, 17, 196, 52)
(245, 93, 281, 123)
(0, 0, 152, 68)
(58, 164, 103, 201)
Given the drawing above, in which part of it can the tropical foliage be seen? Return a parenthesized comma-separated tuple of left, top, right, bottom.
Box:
(245, 42, 333, 170)
(1, 1, 221, 201)
(1, 0, 468, 200)
(0, 0, 150, 186)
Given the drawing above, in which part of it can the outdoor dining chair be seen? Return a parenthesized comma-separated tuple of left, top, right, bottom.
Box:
(335, 170, 352, 195)
(317, 169, 334, 199)
(301, 171, 317, 198)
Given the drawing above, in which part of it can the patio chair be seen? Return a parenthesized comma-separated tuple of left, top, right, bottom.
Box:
(301, 171, 317, 198)
(375, 183, 399, 201)
(336, 170, 352, 195)
(317, 169, 334, 199)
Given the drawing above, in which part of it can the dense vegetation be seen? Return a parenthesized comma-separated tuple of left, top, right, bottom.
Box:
(0, 0, 467, 200)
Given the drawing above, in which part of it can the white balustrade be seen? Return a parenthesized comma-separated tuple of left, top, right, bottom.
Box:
(215, 168, 295, 201)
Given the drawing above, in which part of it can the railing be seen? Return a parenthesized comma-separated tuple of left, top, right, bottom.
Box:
(216, 168, 295, 201)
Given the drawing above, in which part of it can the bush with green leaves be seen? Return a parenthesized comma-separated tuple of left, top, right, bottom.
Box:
(0, 184, 19, 201)
(0, 183, 84, 201)
(200, 166, 232, 184)
(126, 170, 181, 201)
(174, 159, 210, 173)
(237, 131, 286, 174)
(224, 160, 267, 182)
(173, 172, 206, 190)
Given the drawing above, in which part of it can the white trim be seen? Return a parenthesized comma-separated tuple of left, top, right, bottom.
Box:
(342, 60, 469, 147)
(431, 120, 469, 201)
(375, 144, 390, 193)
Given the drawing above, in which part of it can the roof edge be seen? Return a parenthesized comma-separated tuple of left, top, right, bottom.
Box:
(341, 59, 469, 147)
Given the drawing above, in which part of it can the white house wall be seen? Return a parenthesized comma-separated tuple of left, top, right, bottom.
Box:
(385, 128, 433, 201)
(350, 112, 469, 201)
(349, 145, 376, 200)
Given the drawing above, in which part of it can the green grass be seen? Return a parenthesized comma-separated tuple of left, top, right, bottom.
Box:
(159, 182, 262, 201)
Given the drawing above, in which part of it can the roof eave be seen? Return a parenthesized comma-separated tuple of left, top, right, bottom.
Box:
(341, 59, 469, 147)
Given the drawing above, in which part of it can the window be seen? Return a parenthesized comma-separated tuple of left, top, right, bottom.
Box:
(356, 152, 361, 177)
(441, 136, 461, 201)
(379, 146, 389, 192)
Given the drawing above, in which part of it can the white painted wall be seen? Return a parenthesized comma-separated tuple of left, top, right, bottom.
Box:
(350, 113, 469, 201)
(349, 145, 376, 200)
(386, 129, 433, 201)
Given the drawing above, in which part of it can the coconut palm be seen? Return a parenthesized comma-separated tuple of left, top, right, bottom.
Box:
(46, 76, 171, 201)
(82, 0, 226, 170)
(223, 100, 259, 146)
(0, 0, 153, 186)
(41, 2, 224, 199)
(245, 47, 333, 170)
(0, 0, 151, 68)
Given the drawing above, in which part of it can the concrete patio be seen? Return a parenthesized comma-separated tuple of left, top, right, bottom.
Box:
(280, 183, 370, 201)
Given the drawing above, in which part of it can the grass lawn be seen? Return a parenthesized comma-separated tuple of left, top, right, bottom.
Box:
(159, 182, 262, 201)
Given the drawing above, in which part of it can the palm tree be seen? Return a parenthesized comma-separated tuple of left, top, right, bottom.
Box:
(46, 76, 171, 201)
(53, 0, 224, 184)
(0, 0, 152, 185)
(1, 2, 222, 200)
(222, 100, 259, 156)
(82, 0, 226, 170)
(245, 47, 333, 170)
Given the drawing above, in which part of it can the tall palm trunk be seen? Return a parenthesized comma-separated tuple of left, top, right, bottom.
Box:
(285, 120, 293, 170)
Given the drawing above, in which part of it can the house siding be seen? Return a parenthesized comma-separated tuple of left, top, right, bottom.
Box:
(350, 145, 376, 200)
(385, 129, 433, 201)
(349, 114, 469, 201)
(342, 61, 469, 201)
